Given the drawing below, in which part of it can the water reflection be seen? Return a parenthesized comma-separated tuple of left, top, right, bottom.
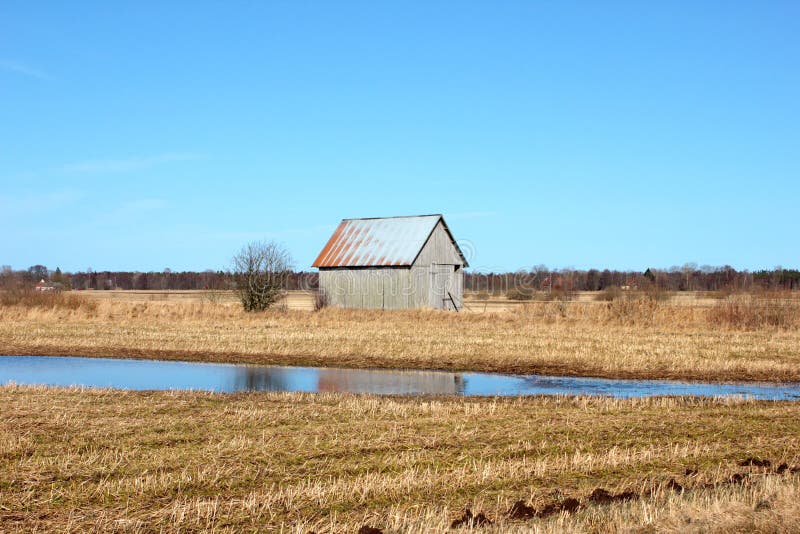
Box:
(230, 367, 466, 395)
(317, 368, 465, 395)
(1, 356, 799, 400)
(233, 367, 295, 392)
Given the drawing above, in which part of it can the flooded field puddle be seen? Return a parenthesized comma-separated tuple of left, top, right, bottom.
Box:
(1, 355, 799, 399)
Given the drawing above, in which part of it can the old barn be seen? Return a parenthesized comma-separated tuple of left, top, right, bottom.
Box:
(312, 214, 468, 310)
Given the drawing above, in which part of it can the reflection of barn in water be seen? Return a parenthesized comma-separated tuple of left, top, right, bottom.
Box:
(317, 368, 465, 395)
(230, 365, 465, 394)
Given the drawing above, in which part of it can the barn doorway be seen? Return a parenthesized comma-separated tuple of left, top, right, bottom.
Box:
(430, 264, 457, 310)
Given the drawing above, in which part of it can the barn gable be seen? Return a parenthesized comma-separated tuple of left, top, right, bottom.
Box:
(412, 220, 466, 268)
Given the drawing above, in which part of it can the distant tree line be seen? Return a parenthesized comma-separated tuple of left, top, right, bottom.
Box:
(3, 264, 799, 292)
(0, 266, 318, 292)
(464, 265, 800, 293)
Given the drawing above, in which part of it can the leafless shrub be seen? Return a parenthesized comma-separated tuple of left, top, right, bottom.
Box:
(642, 285, 671, 302)
(595, 286, 623, 302)
(313, 290, 328, 312)
(547, 287, 577, 302)
(509, 287, 576, 302)
(596, 286, 669, 304)
(605, 296, 661, 326)
(506, 287, 534, 301)
(232, 241, 294, 312)
(205, 290, 223, 304)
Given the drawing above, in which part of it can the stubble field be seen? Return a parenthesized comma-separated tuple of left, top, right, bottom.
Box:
(2, 290, 799, 532)
(2, 386, 800, 532)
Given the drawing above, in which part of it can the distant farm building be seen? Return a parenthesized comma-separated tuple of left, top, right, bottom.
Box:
(34, 279, 57, 292)
(312, 214, 468, 310)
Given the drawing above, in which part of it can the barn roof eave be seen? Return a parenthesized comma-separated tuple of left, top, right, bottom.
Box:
(317, 265, 412, 270)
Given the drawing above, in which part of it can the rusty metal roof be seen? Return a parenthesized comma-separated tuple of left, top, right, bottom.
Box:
(312, 214, 467, 268)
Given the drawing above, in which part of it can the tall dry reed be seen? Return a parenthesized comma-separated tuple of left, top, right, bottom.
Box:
(708, 293, 800, 330)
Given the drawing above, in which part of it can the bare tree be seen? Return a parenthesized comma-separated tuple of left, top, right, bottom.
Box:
(232, 241, 294, 311)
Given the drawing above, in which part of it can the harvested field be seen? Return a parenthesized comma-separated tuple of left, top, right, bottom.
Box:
(1, 291, 799, 381)
(1, 386, 799, 532)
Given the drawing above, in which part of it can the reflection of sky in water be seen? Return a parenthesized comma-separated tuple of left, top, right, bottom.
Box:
(459, 373, 800, 398)
(1, 356, 800, 400)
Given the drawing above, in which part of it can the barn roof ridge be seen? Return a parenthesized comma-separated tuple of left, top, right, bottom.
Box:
(340, 213, 442, 221)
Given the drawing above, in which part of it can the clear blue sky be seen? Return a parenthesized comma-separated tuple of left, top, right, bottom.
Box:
(2, 2, 798, 273)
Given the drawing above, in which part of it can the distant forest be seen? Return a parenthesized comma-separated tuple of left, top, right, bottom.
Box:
(5, 264, 800, 292)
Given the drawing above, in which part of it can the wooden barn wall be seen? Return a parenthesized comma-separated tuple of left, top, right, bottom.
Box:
(412, 221, 465, 309)
(319, 269, 413, 310)
(409, 265, 463, 309)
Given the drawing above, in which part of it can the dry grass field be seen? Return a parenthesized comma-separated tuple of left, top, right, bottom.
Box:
(2, 386, 799, 532)
(70, 289, 725, 312)
(0, 290, 799, 381)
(2, 292, 800, 532)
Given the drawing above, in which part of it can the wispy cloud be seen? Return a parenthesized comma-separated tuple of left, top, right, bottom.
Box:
(0, 59, 51, 80)
(61, 153, 205, 174)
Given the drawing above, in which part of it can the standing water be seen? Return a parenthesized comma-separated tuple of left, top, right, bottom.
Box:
(1, 356, 799, 399)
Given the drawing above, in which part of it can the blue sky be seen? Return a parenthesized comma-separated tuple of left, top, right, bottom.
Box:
(1, 2, 798, 273)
